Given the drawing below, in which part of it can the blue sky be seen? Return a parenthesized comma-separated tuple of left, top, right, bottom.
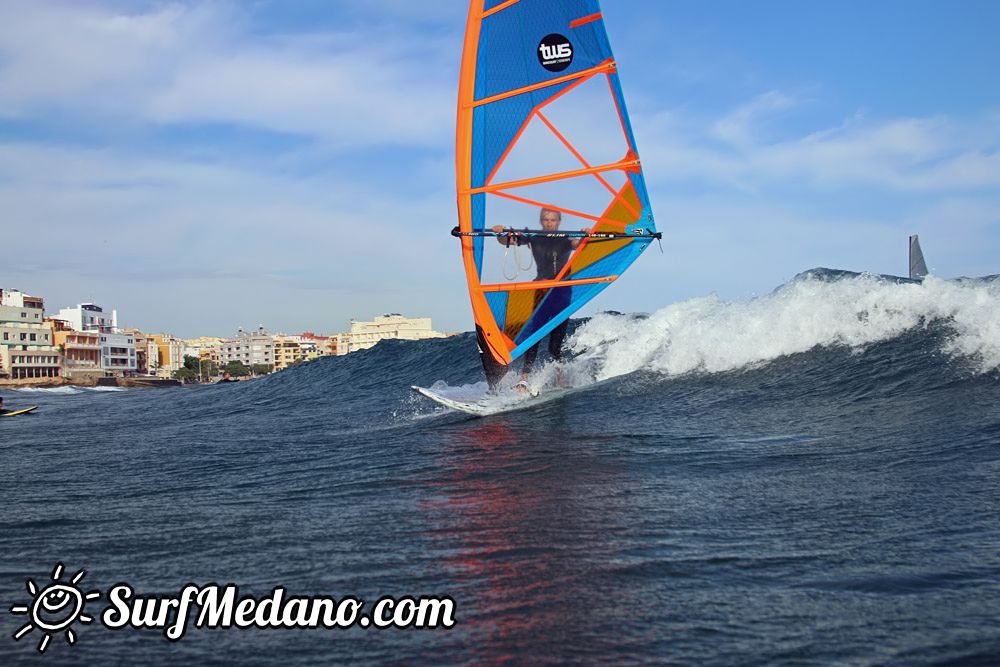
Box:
(1, 0, 997, 337)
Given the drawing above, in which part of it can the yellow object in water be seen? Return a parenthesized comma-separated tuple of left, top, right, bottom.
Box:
(1, 406, 38, 417)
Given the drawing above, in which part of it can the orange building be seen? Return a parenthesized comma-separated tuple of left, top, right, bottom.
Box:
(50, 320, 103, 381)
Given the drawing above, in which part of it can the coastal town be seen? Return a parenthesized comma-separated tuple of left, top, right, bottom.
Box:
(0, 287, 452, 387)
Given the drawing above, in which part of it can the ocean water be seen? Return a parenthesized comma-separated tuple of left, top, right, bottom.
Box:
(2, 270, 1000, 665)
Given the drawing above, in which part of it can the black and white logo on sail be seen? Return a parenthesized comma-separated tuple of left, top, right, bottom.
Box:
(537, 34, 573, 72)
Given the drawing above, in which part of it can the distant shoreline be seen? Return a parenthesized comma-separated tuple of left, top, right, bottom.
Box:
(0, 376, 182, 389)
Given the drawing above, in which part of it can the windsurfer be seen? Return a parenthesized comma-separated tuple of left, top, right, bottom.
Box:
(492, 207, 581, 391)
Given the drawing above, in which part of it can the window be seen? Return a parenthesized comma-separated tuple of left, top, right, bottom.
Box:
(2, 333, 7, 340)
(20, 333, 26, 341)
(29, 334, 36, 341)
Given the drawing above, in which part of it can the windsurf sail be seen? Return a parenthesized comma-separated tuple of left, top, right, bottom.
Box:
(909, 234, 928, 279)
(456, 0, 659, 382)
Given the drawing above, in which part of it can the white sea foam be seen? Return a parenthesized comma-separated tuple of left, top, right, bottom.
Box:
(7, 385, 126, 394)
(566, 274, 1000, 381)
(7, 386, 83, 395)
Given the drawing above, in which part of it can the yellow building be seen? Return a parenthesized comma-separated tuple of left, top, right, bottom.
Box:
(273, 336, 304, 371)
(147, 334, 184, 378)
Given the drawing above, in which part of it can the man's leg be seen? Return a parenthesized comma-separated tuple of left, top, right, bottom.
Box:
(548, 320, 569, 360)
(547, 320, 571, 387)
(477, 325, 508, 391)
(520, 342, 540, 379)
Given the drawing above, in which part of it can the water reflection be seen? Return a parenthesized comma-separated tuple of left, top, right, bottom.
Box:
(421, 416, 643, 663)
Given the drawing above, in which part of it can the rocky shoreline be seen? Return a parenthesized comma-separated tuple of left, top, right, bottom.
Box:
(0, 376, 182, 389)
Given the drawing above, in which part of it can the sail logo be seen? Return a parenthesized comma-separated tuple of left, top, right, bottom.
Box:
(538, 34, 573, 72)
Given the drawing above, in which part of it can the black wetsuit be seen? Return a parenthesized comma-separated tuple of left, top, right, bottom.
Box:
(479, 233, 575, 389)
(519, 236, 573, 374)
(529, 236, 573, 281)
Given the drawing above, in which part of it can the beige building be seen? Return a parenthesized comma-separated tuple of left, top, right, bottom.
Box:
(332, 333, 351, 356)
(0, 289, 60, 380)
(341, 314, 447, 354)
(50, 320, 103, 381)
(182, 337, 223, 365)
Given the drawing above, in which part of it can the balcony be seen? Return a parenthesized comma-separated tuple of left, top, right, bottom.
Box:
(64, 360, 99, 368)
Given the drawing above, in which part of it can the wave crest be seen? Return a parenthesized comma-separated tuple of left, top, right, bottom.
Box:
(568, 273, 1000, 380)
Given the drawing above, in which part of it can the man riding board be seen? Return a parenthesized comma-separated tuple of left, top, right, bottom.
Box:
(492, 207, 581, 392)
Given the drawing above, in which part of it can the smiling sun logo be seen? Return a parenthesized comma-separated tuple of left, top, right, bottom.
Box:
(9, 562, 101, 654)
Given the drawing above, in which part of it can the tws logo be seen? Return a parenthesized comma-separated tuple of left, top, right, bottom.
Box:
(538, 34, 573, 72)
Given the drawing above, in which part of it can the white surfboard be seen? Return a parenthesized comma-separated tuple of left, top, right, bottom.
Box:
(411, 383, 580, 417)
(412, 385, 494, 416)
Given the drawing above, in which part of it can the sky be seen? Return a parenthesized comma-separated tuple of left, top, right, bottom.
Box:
(1, 0, 998, 338)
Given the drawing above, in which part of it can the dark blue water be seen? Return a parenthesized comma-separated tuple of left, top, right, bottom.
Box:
(3, 275, 1000, 665)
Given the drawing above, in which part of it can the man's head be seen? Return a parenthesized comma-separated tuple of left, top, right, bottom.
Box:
(539, 208, 562, 232)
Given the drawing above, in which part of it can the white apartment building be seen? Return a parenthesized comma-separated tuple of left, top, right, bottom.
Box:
(99, 331, 137, 376)
(219, 327, 274, 369)
(342, 314, 447, 354)
(0, 288, 60, 379)
(54, 303, 116, 332)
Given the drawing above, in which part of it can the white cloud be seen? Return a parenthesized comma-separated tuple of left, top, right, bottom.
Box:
(711, 90, 798, 147)
(146, 46, 451, 147)
(639, 93, 1000, 193)
(0, 0, 455, 146)
(0, 2, 207, 116)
